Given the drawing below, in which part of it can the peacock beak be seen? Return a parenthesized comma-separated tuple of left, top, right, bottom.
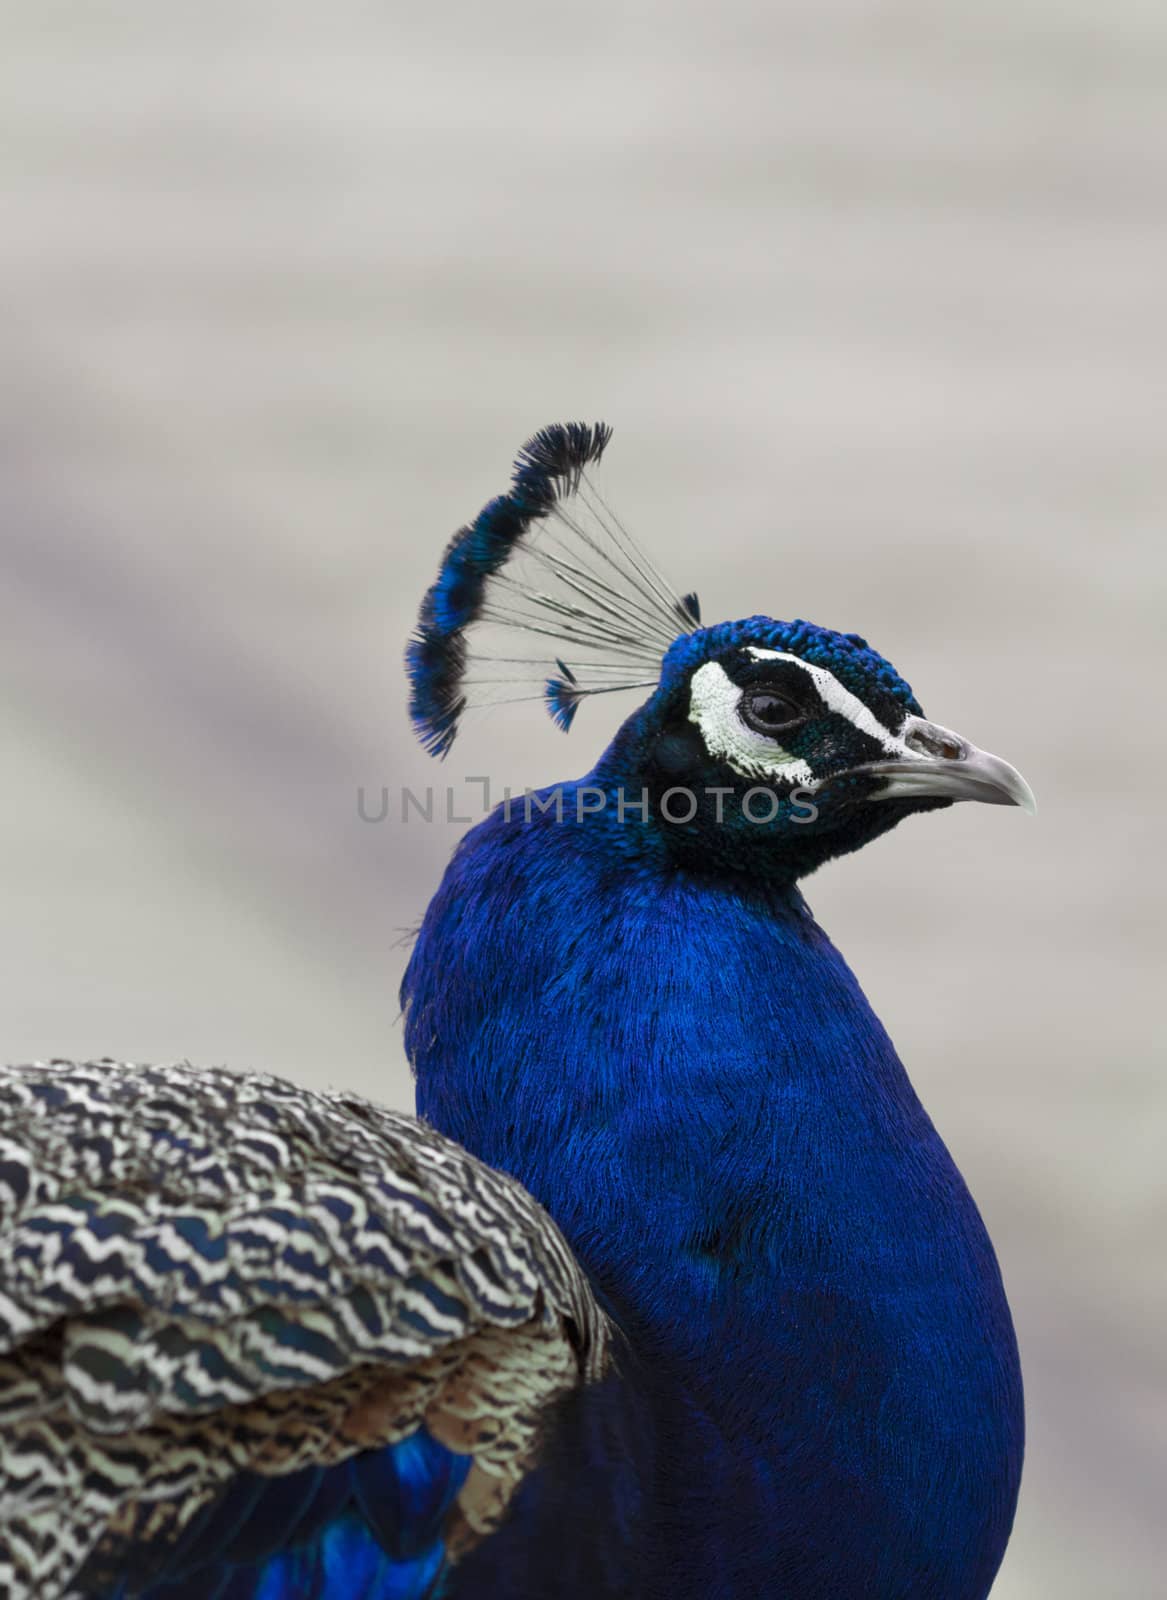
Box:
(860, 716, 1037, 814)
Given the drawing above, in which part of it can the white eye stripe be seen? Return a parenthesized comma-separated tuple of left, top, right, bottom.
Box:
(688, 662, 814, 784)
(744, 648, 910, 758)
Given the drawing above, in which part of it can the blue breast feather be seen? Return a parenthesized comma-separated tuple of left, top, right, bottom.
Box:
(401, 788, 1024, 1600)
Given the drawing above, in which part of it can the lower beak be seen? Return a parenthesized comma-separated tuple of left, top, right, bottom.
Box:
(859, 716, 1037, 813)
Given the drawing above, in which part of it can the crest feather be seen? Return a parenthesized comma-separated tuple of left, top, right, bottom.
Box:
(407, 423, 695, 757)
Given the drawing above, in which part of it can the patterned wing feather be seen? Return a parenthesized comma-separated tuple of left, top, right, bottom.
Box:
(0, 1060, 609, 1599)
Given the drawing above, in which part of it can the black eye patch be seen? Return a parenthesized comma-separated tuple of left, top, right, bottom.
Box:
(723, 655, 827, 728)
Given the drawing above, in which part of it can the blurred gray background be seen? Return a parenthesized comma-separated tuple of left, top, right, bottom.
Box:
(1, 3, 1163, 1594)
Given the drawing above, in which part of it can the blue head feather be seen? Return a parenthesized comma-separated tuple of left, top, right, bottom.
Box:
(512, 420, 613, 507)
(406, 423, 613, 757)
(545, 673, 582, 732)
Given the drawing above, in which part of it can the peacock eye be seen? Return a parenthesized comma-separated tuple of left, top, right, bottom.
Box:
(739, 688, 806, 738)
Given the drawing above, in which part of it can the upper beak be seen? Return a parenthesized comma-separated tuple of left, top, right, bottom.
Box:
(860, 716, 1037, 814)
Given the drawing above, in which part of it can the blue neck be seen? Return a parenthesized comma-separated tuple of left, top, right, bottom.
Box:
(403, 790, 1023, 1599)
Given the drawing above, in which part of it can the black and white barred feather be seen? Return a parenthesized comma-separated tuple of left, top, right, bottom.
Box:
(0, 1060, 610, 1599)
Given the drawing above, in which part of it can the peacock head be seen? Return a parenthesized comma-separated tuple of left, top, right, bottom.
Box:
(407, 423, 1033, 883)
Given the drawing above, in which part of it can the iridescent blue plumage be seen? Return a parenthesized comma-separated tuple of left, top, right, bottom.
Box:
(405, 759, 1025, 1598)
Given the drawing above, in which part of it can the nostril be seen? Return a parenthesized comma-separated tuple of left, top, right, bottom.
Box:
(905, 724, 965, 761)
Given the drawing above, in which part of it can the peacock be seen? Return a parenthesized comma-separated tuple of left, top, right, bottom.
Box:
(0, 423, 1033, 1599)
